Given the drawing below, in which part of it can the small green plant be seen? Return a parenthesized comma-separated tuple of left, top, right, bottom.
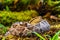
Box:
(0, 24, 7, 34)
(5, 6, 10, 11)
(3, 0, 13, 11)
(33, 31, 60, 40)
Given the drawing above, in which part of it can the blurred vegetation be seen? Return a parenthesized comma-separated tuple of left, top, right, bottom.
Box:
(2, 0, 60, 11)
(33, 31, 60, 40)
(0, 10, 38, 26)
(0, 24, 7, 34)
(0, 0, 40, 11)
(0, 0, 60, 11)
(0, 0, 60, 40)
(44, 0, 60, 11)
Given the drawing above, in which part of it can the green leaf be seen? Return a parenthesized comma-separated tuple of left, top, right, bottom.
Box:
(0, 24, 5, 28)
(47, 0, 60, 6)
(52, 31, 60, 40)
(33, 32, 45, 40)
(5, 6, 10, 11)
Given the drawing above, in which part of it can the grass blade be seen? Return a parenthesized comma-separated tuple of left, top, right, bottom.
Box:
(52, 31, 60, 40)
(33, 32, 45, 40)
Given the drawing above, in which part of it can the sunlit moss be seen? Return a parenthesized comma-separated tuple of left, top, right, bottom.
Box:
(0, 10, 38, 26)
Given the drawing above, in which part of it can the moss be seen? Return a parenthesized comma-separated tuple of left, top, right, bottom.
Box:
(0, 10, 38, 26)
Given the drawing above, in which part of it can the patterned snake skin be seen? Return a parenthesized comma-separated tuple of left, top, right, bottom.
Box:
(5, 16, 50, 36)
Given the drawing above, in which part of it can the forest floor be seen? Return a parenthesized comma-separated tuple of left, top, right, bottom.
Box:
(0, 21, 60, 40)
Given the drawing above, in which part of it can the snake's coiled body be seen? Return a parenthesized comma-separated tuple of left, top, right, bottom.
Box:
(5, 16, 50, 36)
